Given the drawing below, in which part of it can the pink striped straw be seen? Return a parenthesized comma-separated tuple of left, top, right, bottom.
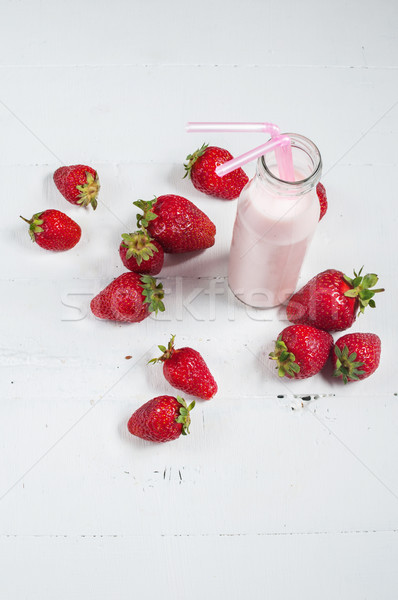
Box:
(216, 135, 292, 177)
(186, 122, 281, 136)
(186, 121, 295, 182)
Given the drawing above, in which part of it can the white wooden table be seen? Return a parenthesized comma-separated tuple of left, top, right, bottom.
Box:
(1, 1, 398, 597)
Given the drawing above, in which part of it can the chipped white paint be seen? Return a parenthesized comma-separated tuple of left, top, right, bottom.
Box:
(1, 0, 398, 598)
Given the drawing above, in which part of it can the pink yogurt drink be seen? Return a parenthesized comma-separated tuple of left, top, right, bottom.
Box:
(228, 134, 322, 308)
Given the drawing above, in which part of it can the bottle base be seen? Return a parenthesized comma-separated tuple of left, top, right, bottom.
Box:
(228, 282, 290, 309)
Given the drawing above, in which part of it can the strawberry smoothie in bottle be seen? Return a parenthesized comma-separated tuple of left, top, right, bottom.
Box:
(228, 134, 322, 308)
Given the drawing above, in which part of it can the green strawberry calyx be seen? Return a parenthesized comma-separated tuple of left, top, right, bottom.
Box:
(333, 344, 365, 384)
(343, 267, 385, 315)
(134, 198, 158, 229)
(175, 396, 195, 435)
(121, 229, 159, 265)
(139, 275, 165, 314)
(76, 171, 100, 210)
(183, 143, 209, 179)
(20, 212, 45, 242)
(269, 337, 301, 378)
(148, 334, 176, 364)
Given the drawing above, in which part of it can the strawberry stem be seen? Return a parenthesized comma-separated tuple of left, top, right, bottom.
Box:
(333, 344, 365, 384)
(134, 198, 158, 229)
(269, 337, 301, 378)
(343, 268, 385, 315)
(139, 275, 165, 314)
(75, 171, 100, 210)
(175, 396, 195, 435)
(148, 334, 176, 364)
(121, 229, 159, 265)
(20, 212, 44, 242)
(183, 143, 209, 179)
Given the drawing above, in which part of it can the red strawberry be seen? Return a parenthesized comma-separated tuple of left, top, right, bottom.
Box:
(20, 209, 81, 251)
(184, 143, 249, 200)
(286, 268, 384, 332)
(90, 272, 164, 322)
(316, 182, 328, 220)
(119, 230, 164, 275)
(269, 324, 333, 379)
(149, 335, 217, 400)
(53, 164, 100, 210)
(127, 395, 195, 443)
(134, 195, 216, 253)
(332, 332, 381, 383)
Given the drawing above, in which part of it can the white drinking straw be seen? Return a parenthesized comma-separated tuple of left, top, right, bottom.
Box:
(186, 121, 295, 182)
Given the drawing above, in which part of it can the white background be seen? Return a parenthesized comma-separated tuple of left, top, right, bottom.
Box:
(1, 0, 398, 598)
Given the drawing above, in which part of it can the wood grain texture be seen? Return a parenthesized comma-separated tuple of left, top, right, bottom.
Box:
(1, 0, 397, 597)
(0, 0, 397, 67)
(1, 532, 398, 600)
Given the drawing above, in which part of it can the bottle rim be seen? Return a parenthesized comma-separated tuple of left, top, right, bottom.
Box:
(258, 133, 322, 188)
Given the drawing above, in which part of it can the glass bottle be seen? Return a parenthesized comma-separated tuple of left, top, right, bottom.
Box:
(228, 133, 322, 308)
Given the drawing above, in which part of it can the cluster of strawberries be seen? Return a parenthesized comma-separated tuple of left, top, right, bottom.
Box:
(21, 142, 373, 445)
(20, 164, 100, 250)
(128, 335, 218, 443)
(93, 144, 252, 322)
(269, 268, 384, 384)
(91, 194, 217, 323)
(20, 145, 249, 444)
(95, 147, 247, 442)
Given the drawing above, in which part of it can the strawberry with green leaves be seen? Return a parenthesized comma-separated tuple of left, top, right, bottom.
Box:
(128, 395, 195, 442)
(286, 268, 384, 332)
(119, 229, 164, 275)
(90, 272, 164, 323)
(149, 335, 218, 400)
(134, 195, 216, 253)
(53, 164, 100, 210)
(270, 324, 333, 379)
(20, 209, 81, 251)
(184, 143, 248, 200)
(332, 332, 381, 383)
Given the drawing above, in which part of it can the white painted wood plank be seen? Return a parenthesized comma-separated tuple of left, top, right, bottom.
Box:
(0, 0, 397, 68)
(0, 66, 397, 165)
(0, 392, 397, 535)
(0, 532, 397, 599)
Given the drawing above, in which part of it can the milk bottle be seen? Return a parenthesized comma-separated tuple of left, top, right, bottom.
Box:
(228, 134, 322, 308)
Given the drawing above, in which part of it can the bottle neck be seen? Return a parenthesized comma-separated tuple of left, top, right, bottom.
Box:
(256, 133, 322, 196)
